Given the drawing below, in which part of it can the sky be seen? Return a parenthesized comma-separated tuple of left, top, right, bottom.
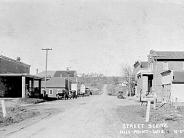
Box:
(1, 0, 184, 76)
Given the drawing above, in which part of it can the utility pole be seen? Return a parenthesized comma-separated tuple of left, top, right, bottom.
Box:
(153, 56, 157, 109)
(66, 67, 71, 91)
(42, 48, 52, 94)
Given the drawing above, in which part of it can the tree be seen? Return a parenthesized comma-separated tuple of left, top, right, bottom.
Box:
(121, 64, 135, 96)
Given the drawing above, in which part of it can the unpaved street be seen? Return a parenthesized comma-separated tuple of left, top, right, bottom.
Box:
(3, 85, 138, 138)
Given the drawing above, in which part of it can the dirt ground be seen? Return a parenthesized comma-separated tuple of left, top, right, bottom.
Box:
(0, 98, 46, 127)
(117, 103, 184, 138)
(0, 85, 138, 138)
(1, 85, 184, 138)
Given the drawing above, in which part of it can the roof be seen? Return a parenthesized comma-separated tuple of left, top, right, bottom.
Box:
(134, 61, 148, 68)
(42, 77, 66, 88)
(136, 69, 153, 76)
(54, 70, 77, 77)
(37, 70, 77, 78)
(0, 55, 30, 67)
(149, 50, 184, 60)
(160, 70, 172, 76)
(36, 71, 56, 78)
(0, 73, 42, 79)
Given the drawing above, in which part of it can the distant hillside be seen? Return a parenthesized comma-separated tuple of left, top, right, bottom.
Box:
(77, 76, 125, 95)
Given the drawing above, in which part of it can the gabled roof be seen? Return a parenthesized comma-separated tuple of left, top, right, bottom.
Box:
(0, 55, 30, 67)
(36, 71, 56, 78)
(37, 70, 77, 78)
(136, 69, 153, 76)
(134, 61, 148, 68)
(42, 77, 66, 88)
(54, 70, 77, 77)
(149, 50, 184, 60)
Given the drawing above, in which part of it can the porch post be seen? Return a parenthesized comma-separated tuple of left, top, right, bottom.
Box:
(31, 78, 34, 92)
(38, 79, 41, 95)
(22, 76, 26, 98)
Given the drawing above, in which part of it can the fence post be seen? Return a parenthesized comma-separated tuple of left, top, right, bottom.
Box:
(153, 93, 157, 109)
(1, 100, 7, 117)
(146, 100, 151, 122)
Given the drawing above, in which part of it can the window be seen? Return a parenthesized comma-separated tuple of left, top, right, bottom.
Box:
(49, 89, 53, 95)
(163, 62, 168, 70)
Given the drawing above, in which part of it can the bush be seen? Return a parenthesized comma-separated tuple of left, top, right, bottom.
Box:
(107, 84, 127, 96)
(117, 95, 126, 99)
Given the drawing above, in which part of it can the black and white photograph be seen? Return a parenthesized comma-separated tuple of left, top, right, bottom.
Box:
(1, 0, 184, 137)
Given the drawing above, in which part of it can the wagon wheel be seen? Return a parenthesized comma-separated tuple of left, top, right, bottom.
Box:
(56, 94, 60, 100)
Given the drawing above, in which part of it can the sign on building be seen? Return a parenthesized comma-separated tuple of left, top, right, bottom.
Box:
(71, 83, 77, 91)
(80, 84, 85, 94)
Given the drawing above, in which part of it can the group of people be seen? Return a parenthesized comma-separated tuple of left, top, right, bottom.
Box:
(62, 89, 78, 100)
(50, 89, 78, 100)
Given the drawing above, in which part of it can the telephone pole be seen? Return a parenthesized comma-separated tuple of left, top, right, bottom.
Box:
(42, 48, 52, 93)
(66, 67, 71, 91)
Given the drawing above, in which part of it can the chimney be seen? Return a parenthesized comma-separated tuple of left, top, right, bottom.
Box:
(16, 57, 21, 62)
(36, 68, 39, 74)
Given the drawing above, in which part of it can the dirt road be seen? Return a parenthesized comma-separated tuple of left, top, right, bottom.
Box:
(3, 85, 138, 138)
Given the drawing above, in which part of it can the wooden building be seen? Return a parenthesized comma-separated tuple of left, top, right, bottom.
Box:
(148, 50, 184, 101)
(41, 77, 71, 98)
(0, 55, 41, 98)
(161, 70, 184, 102)
(0, 73, 41, 98)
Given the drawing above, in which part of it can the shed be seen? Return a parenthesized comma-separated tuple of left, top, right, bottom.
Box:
(41, 77, 69, 98)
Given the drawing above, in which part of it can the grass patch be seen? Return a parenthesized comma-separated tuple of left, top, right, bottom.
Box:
(0, 106, 39, 127)
(117, 104, 184, 137)
(18, 98, 45, 104)
(117, 104, 184, 123)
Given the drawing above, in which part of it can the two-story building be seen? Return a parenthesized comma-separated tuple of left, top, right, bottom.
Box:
(148, 50, 184, 101)
(0, 55, 41, 98)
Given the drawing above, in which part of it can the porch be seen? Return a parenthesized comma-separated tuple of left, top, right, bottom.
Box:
(0, 73, 41, 98)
